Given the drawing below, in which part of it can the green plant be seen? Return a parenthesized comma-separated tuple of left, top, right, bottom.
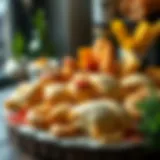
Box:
(30, 8, 55, 58)
(12, 9, 55, 60)
(138, 86, 160, 149)
(12, 32, 25, 61)
(33, 9, 46, 38)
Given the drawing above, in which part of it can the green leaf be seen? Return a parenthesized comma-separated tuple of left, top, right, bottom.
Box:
(138, 87, 160, 148)
(12, 32, 25, 61)
(33, 9, 46, 37)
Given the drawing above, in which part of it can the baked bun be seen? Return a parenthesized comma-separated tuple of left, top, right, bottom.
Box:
(146, 67, 160, 88)
(27, 105, 51, 129)
(44, 83, 73, 105)
(124, 87, 160, 120)
(89, 73, 119, 99)
(6, 81, 42, 111)
(69, 99, 130, 143)
(120, 73, 151, 98)
(67, 73, 98, 102)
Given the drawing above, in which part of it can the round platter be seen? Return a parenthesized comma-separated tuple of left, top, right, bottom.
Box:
(8, 124, 149, 160)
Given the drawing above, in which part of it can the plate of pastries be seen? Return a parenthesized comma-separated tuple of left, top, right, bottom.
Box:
(6, 36, 160, 147)
(5, 35, 160, 159)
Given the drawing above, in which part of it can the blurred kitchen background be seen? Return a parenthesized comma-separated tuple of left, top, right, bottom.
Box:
(0, 0, 93, 85)
(0, 0, 92, 59)
(0, 0, 159, 87)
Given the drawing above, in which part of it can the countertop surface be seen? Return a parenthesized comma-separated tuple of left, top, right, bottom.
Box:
(0, 86, 19, 160)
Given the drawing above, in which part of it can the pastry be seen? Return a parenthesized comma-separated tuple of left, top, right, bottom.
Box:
(6, 81, 42, 111)
(51, 100, 130, 143)
(120, 73, 151, 98)
(89, 73, 119, 99)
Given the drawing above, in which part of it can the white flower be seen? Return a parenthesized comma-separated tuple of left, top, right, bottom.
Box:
(4, 58, 20, 76)
(29, 39, 41, 53)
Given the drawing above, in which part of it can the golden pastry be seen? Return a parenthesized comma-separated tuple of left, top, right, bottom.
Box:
(145, 67, 160, 88)
(61, 56, 77, 80)
(123, 87, 160, 120)
(120, 73, 151, 99)
(44, 83, 73, 105)
(46, 103, 72, 124)
(6, 81, 42, 111)
(27, 104, 51, 129)
(67, 100, 130, 143)
(89, 73, 119, 99)
(67, 73, 98, 102)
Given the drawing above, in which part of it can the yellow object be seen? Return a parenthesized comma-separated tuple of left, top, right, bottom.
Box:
(120, 49, 140, 75)
(111, 20, 130, 43)
(134, 21, 151, 44)
(133, 21, 153, 53)
(121, 37, 135, 50)
(111, 19, 160, 54)
(134, 21, 160, 53)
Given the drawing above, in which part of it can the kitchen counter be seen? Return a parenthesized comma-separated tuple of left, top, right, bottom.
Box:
(0, 86, 19, 160)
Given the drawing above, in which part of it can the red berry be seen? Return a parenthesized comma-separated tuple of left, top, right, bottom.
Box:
(76, 80, 90, 89)
(8, 109, 28, 125)
(87, 62, 98, 72)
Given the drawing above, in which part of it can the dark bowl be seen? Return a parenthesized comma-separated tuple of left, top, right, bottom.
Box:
(8, 124, 155, 160)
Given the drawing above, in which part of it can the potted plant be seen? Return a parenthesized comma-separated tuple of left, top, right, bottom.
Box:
(4, 32, 28, 80)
